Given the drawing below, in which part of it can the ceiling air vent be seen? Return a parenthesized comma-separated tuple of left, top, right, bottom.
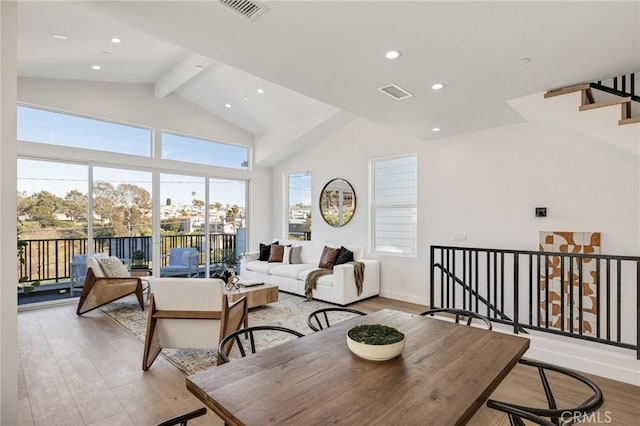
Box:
(217, 0, 269, 21)
(378, 84, 413, 100)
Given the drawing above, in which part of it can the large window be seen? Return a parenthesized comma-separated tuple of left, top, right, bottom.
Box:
(162, 132, 248, 170)
(287, 171, 312, 240)
(17, 159, 89, 288)
(160, 173, 206, 257)
(93, 167, 153, 262)
(16, 106, 251, 305)
(371, 154, 417, 255)
(209, 178, 247, 271)
(17, 106, 151, 156)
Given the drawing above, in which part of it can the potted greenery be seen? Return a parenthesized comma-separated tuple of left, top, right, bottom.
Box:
(221, 250, 238, 282)
(346, 324, 406, 361)
(131, 250, 147, 269)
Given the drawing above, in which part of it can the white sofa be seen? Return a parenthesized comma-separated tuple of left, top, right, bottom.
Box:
(240, 239, 380, 305)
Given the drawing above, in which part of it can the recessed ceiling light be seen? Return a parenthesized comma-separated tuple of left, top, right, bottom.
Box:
(257, 88, 264, 94)
(52, 34, 67, 40)
(516, 57, 531, 65)
(91, 65, 101, 70)
(385, 50, 401, 60)
(432, 127, 441, 132)
(243, 96, 249, 101)
(102, 51, 111, 55)
(110, 37, 122, 43)
(431, 83, 445, 90)
(225, 103, 232, 108)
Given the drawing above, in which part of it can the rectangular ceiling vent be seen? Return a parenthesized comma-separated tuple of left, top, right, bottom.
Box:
(217, 0, 269, 21)
(378, 84, 413, 100)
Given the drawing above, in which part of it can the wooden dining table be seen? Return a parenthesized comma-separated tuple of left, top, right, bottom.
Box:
(186, 309, 530, 425)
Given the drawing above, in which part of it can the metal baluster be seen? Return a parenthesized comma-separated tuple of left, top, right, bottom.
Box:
(560, 254, 565, 332)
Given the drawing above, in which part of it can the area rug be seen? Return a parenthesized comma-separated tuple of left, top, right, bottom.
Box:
(100, 292, 359, 375)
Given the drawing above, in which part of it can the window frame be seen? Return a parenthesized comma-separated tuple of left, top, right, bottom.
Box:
(286, 171, 312, 241)
(17, 104, 153, 157)
(161, 131, 249, 170)
(370, 153, 418, 257)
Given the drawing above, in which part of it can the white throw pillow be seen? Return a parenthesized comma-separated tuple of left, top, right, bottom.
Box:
(289, 246, 303, 264)
(283, 246, 291, 264)
(99, 256, 130, 278)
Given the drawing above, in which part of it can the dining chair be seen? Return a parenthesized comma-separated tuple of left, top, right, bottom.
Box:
(419, 308, 492, 330)
(217, 325, 304, 364)
(156, 407, 207, 426)
(486, 358, 604, 426)
(306, 307, 366, 332)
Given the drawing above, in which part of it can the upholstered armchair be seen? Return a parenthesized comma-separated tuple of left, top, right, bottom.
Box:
(142, 278, 248, 370)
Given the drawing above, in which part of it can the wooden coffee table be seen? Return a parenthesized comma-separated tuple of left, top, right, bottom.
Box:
(224, 283, 278, 329)
(224, 282, 278, 309)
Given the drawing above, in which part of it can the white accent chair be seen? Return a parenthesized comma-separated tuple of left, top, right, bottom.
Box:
(142, 278, 248, 371)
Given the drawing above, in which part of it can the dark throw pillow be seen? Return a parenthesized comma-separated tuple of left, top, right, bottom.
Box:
(334, 246, 354, 266)
(268, 244, 285, 263)
(318, 246, 340, 270)
(259, 241, 278, 261)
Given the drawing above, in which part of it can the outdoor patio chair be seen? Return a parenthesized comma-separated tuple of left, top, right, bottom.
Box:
(419, 308, 492, 330)
(69, 254, 88, 295)
(142, 277, 248, 370)
(307, 307, 366, 332)
(77, 254, 145, 315)
(159, 247, 199, 277)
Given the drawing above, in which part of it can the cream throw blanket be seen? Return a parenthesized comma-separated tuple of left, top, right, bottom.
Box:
(304, 261, 365, 301)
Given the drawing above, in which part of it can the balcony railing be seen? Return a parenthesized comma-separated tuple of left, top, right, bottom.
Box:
(18, 233, 237, 285)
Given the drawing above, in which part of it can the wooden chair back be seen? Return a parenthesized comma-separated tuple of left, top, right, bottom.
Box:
(307, 307, 366, 332)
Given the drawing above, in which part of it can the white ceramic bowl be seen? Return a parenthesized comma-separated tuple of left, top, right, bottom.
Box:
(346, 325, 406, 361)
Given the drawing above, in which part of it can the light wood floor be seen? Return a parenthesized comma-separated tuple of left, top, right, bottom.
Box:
(17, 295, 639, 425)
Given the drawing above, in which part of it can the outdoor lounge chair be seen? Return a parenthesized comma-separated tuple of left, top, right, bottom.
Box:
(69, 254, 88, 295)
(159, 247, 199, 277)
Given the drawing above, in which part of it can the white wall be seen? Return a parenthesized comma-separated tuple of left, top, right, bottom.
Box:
(272, 118, 427, 304)
(16, 77, 274, 251)
(1, 2, 18, 423)
(271, 117, 640, 306)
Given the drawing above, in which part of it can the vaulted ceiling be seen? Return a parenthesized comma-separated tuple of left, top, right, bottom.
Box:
(17, 1, 640, 161)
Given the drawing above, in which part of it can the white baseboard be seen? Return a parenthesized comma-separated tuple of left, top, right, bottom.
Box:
(379, 289, 428, 307)
(492, 323, 640, 386)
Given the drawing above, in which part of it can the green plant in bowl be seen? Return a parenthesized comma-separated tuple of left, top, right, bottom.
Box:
(346, 324, 406, 361)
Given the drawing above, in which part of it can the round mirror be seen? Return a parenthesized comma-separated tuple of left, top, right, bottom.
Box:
(319, 178, 356, 227)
